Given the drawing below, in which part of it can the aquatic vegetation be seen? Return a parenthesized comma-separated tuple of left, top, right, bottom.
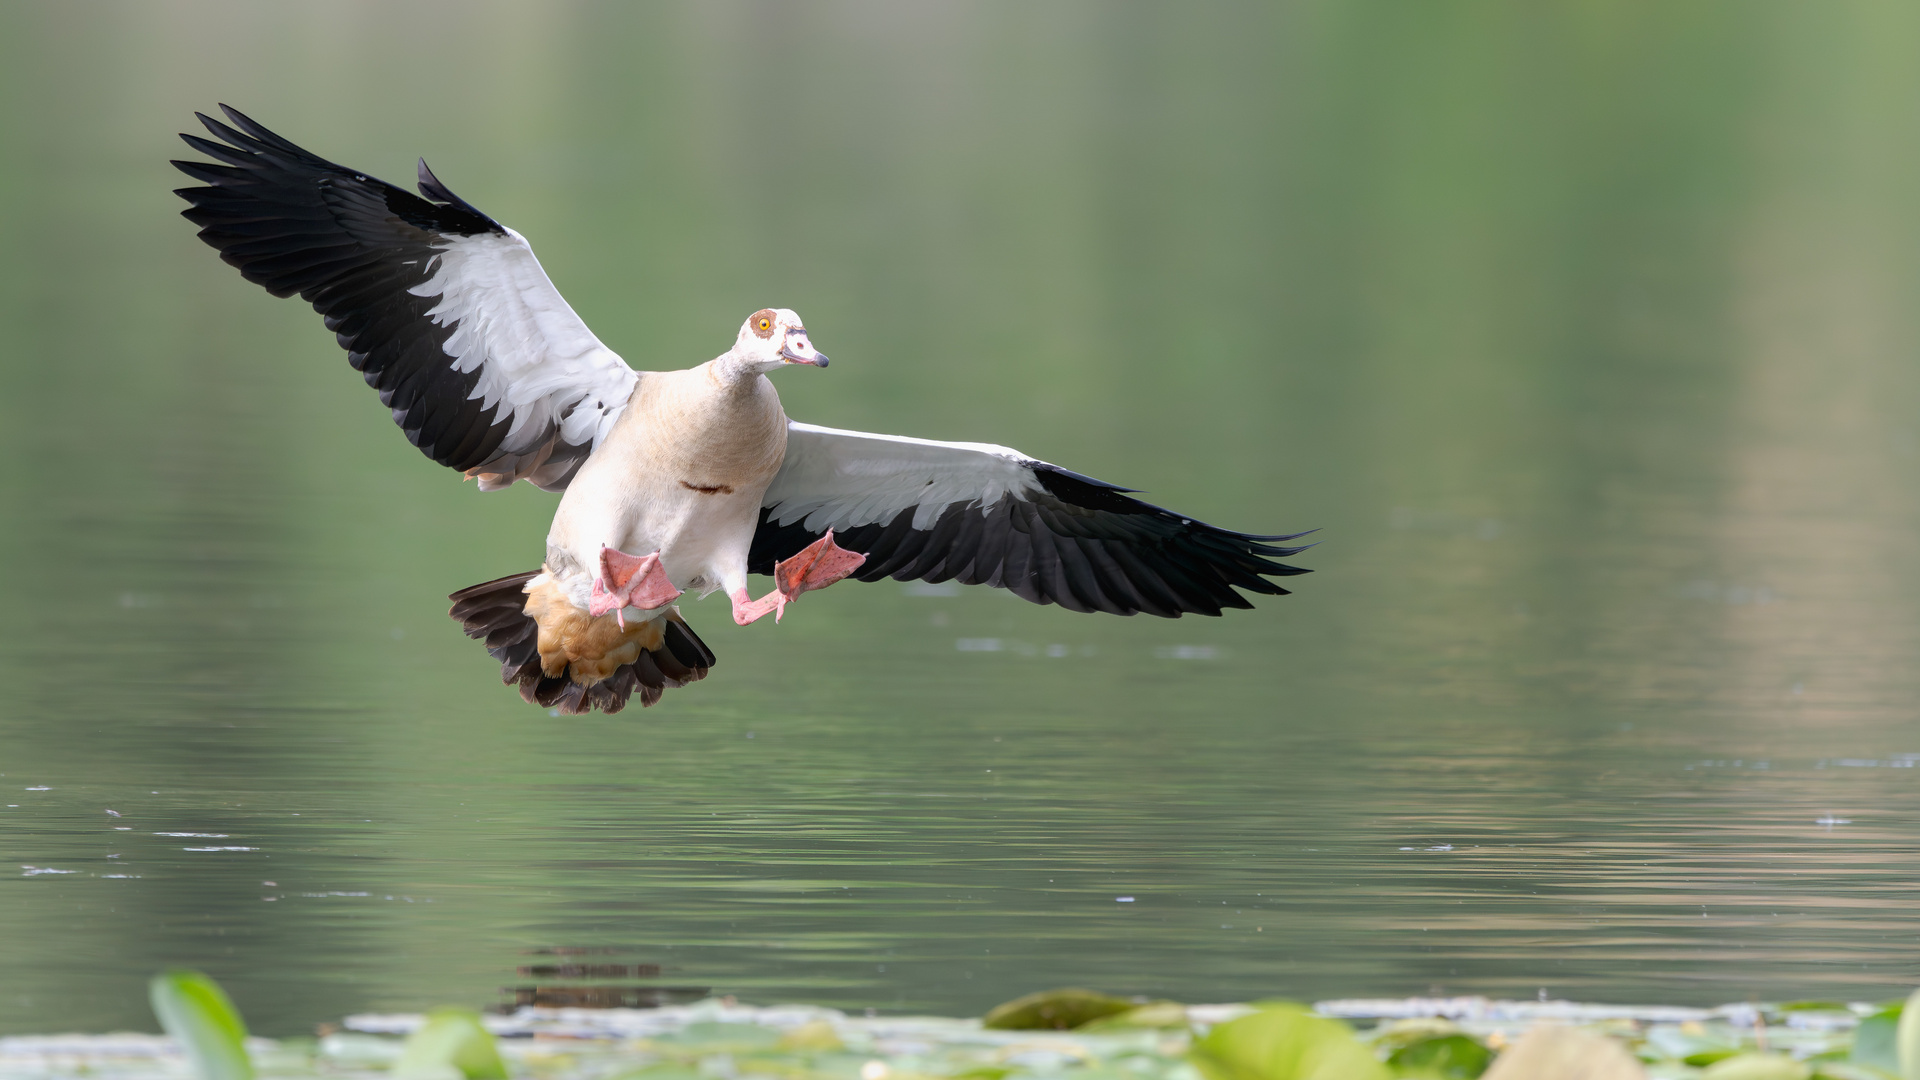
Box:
(147, 969, 253, 1080)
(1383, 1033, 1492, 1078)
(1825, 987, 1920, 1080)
(1696, 1054, 1808, 1079)
(982, 989, 1136, 1031)
(1190, 1005, 1387, 1080)
(392, 1009, 507, 1080)
(103, 974, 1920, 1080)
(1477, 1025, 1643, 1079)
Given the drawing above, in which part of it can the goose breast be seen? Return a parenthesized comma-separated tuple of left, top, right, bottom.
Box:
(548, 368, 789, 598)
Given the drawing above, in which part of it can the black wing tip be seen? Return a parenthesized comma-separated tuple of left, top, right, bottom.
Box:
(178, 121, 223, 152)
(1027, 462, 1314, 549)
(1026, 460, 1140, 493)
(175, 105, 286, 174)
(192, 108, 251, 148)
(1245, 541, 1317, 561)
(415, 156, 504, 232)
(417, 157, 448, 199)
(751, 452, 1317, 618)
(171, 105, 506, 239)
(1241, 526, 1320, 543)
(214, 103, 304, 154)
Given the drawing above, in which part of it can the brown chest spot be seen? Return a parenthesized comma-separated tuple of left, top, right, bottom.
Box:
(681, 480, 735, 495)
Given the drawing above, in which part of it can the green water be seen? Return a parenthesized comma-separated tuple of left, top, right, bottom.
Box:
(4, 1, 1920, 1036)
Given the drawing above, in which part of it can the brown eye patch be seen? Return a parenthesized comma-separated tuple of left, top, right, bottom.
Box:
(750, 309, 777, 338)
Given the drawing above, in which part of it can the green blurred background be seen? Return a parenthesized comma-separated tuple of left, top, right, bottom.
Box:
(3, 0, 1920, 1035)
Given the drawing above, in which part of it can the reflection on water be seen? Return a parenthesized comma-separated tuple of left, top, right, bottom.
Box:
(4, 0, 1920, 1037)
(505, 985, 710, 1011)
(506, 951, 704, 1011)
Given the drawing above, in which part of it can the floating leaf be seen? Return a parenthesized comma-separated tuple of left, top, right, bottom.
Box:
(777, 1020, 845, 1052)
(393, 1008, 507, 1080)
(1079, 1002, 1190, 1031)
(1374, 1019, 1464, 1055)
(610, 1066, 703, 1080)
(1699, 1053, 1809, 1080)
(1190, 1004, 1388, 1080)
(981, 988, 1134, 1031)
(1480, 1025, 1641, 1080)
(148, 969, 254, 1080)
(609, 1066, 702, 1080)
(655, 1022, 782, 1049)
(1811, 1065, 1901, 1080)
(1899, 987, 1920, 1080)
(1387, 1033, 1493, 1078)
(1645, 1023, 1738, 1064)
(1855, 1005, 1904, 1074)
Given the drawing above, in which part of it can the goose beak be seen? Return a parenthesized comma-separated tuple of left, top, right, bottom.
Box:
(781, 336, 828, 367)
(781, 344, 828, 367)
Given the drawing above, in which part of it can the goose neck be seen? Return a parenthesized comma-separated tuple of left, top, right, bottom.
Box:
(709, 350, 772, 391)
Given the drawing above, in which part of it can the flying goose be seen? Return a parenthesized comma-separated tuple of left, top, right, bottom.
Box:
(171, 106, 1313, 714)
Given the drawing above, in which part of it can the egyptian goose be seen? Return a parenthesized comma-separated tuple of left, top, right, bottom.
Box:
(172, 106, 1313, 714)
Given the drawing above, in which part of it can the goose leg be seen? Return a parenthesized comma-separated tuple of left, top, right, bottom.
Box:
(590, 546, 682, 628)
(730, 586, 787, 625)
(730, 531, 867, 626)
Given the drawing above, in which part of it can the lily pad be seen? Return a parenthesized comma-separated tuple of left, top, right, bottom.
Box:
(1699, 1054, 1808, 1080)
(393, 1008, 507, 1080)
(1190, 1004, 1389, 1080)
(1387, 1034, 1493, 1078)
(1374, 1019, 1465, 1054)
(777, 1019, 845, 1052)
(654, 1021, 784, 1048)
(1854, 1006, 1903, 1074)
(1804, 1065, 1894, 1080)
(1078, 1002, 1190, 1031)
(1898, 987, 1920, 1080)
(1645, 1024, 1739, 1064)
(610, 1067, 704, 1080)
(982, 988, 1136, 1031)
(148, 969, 253, 1080)
(1481, 1025, 1642, 1080)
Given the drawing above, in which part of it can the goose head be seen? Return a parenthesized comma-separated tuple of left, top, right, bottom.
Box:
(733, 308, 828, 372)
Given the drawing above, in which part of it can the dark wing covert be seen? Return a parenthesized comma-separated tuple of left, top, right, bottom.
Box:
(750, 423, 1312, 617)
(171, 104, 637, 491)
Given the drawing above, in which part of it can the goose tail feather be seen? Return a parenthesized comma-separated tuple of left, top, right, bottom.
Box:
(448, 571, 714, 714)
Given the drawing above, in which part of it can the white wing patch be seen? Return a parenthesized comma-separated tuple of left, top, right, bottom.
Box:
(765, 421, 1046, 533)
(411, 229, 637, 475)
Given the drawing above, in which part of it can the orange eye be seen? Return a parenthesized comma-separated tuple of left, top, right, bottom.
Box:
(757, 318, 771, 331)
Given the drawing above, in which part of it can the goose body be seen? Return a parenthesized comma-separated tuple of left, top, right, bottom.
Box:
(173, 106, 1314, 714)
(547, 362, 790, 607)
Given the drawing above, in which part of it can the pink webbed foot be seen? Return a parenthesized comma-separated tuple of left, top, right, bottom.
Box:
(776, 529, 869, 599)
(589, 546, 682, 628)
(731, 530, 867, 626)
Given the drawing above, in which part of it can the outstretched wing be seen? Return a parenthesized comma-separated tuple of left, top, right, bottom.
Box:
(750, 422, 1312, 617)
(171, 105, 638, 491)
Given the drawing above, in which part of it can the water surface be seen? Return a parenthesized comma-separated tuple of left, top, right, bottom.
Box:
(3, 1, 1920, 1035)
